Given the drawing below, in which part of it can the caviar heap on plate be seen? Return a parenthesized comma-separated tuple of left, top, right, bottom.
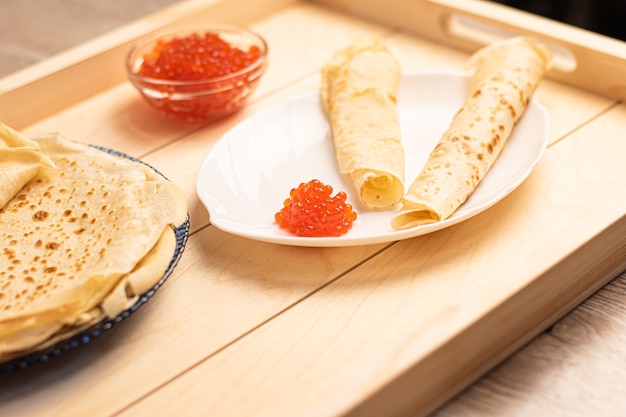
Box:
(275, 179, 357, 237)
(127, 26, 267, 123)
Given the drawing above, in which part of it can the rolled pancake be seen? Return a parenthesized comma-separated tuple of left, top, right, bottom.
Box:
(392, 37, 552, 230)
(321, 40, 404, 210)
(0, 122, 53, 209)
(0, 134, 187, 357)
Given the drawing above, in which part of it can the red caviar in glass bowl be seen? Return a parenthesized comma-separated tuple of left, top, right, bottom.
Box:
(126, 25, 267, 123)
(275, 179, 358, 237)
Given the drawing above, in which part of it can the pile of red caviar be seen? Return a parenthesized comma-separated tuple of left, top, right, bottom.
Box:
(137, 33, 263, 81)
(133, 31, 265, 122)
(275, 179, 357, 237)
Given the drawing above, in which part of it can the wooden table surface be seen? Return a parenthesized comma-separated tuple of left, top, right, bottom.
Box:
(2, 1, 626, 416)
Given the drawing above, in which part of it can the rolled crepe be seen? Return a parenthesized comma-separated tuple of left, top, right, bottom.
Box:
(392, 37, 552, 230)
(321, 40, 404, 210)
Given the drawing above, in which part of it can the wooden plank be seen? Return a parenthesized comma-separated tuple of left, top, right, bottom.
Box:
(432, 271, 626, 417)
(112, 103, 626, 417)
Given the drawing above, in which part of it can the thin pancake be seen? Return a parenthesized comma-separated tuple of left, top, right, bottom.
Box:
(0, 133, 186, 356)
(321, 40, 404, 210)
(392, 37, 552, 230)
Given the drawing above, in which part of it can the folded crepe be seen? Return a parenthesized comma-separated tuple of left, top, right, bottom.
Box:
(0, 122, 53, 209)
(321, 40, 404, 210)
(0, 132, 187, 359)
(392, 37, 552, 230)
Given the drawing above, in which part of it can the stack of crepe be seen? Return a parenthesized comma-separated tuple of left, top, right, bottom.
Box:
(0, 123, 187, 361)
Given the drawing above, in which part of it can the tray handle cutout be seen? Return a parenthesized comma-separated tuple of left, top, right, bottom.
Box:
(445, 13, 577, 73)
(429, 0, 626, 101)
(314, 0, 626, 101)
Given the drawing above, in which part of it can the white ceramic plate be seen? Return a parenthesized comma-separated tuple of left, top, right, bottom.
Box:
(196, 72, 549, 247)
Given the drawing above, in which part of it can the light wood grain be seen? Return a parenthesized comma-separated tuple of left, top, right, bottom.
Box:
(1, 1, 626, 417)
(432, 274, 626, 417)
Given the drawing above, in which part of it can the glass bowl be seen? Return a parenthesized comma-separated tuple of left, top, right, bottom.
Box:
(126, 24, 268, 123)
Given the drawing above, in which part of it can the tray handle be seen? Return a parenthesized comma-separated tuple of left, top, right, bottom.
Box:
(431, 0, 626, 101)
(316, 0, 626, 101)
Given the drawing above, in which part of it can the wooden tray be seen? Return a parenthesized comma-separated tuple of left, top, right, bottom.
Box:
(1, 1, 626, 416)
